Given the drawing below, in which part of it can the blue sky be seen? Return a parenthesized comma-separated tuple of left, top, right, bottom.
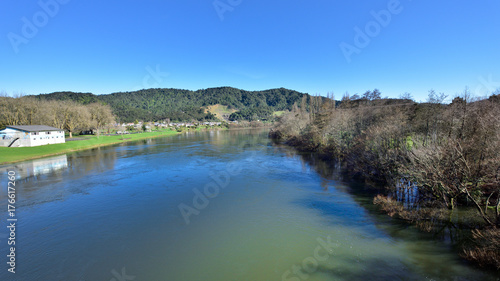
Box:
(1, 0, 499, 102)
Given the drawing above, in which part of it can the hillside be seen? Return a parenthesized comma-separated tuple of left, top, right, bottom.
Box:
(32, 87, 308, 122)
(204, 104, 238, 121)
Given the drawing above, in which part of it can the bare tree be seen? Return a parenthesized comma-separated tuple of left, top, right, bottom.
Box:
(400, 92, 413, 101)
(427, 89, 448, 104)
(88, 103, 115, 137)
(61, 101, 91, 138)
(0, 97, 18, 126)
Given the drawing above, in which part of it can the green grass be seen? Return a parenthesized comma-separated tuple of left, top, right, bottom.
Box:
(273, 111, 286, 117)
(204, 104, 237, 120)
(0, 129, 179, 164)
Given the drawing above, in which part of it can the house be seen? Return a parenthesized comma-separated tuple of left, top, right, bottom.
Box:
(0, 125, 65, 147)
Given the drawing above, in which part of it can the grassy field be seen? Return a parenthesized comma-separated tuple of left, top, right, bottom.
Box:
(0, 130, 179, 165)
(204, 104, 237, 120)
(273, 111, 286, 117)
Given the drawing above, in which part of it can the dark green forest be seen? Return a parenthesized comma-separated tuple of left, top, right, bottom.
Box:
(31, 87, 308, 122)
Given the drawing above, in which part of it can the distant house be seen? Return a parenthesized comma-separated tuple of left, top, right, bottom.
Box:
(0, 125, 65, 147)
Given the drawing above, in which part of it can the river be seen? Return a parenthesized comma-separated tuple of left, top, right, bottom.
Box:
(0, 128, 498, 280)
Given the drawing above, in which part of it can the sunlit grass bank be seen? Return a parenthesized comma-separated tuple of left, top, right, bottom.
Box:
(0, 130, 179, 164)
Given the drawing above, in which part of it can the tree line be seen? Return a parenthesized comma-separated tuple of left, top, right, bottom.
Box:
(270, 89, 500, 269)
(0, 95, 115, 138)
(32, 87, 308, 122)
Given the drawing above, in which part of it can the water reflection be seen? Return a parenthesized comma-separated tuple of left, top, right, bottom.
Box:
(0, 129, 497, 280)
(392, 179, 420, 209)
(0, 154, 68, 182)
(0, 148, 117, 208)
(67, 146, 117, 175)
(281, 142, 500, 279)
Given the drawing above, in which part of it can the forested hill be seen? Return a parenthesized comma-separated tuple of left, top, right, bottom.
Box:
(32, 87, 308, 122)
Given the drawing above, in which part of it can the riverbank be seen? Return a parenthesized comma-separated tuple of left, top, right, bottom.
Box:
(269, 95, 500, 270)
(6, 128, 496, 280)
(0, 124, 270, 165)
(272, 132, 500, 271)
(0, 129, 180, 165)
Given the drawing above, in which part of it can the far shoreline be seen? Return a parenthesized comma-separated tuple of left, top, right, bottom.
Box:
(0, 129, 183, 165)
(0, 126, 273, 165)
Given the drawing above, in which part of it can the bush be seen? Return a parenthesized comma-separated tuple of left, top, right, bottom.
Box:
(463, 228, 500, 269)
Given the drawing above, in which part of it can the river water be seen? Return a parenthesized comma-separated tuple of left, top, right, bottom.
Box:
(0, 129, 498, 280)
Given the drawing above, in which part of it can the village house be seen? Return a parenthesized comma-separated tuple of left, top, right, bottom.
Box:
(0, 125, 65, 147)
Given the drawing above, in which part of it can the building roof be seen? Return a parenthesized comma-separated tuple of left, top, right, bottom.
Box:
(6, 125, 62, 132)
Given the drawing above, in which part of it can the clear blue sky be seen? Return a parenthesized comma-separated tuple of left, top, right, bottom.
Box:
(1, 0, 499, 102)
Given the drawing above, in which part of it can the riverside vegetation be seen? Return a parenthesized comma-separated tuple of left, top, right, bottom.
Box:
(0, 96, 115, 138)
(270, 89, 500, 269)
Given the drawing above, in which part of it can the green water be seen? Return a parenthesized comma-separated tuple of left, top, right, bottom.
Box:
(0, 129, 497, 280)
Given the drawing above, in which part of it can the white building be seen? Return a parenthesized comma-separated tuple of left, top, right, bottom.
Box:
(0, 125, 65, 147)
